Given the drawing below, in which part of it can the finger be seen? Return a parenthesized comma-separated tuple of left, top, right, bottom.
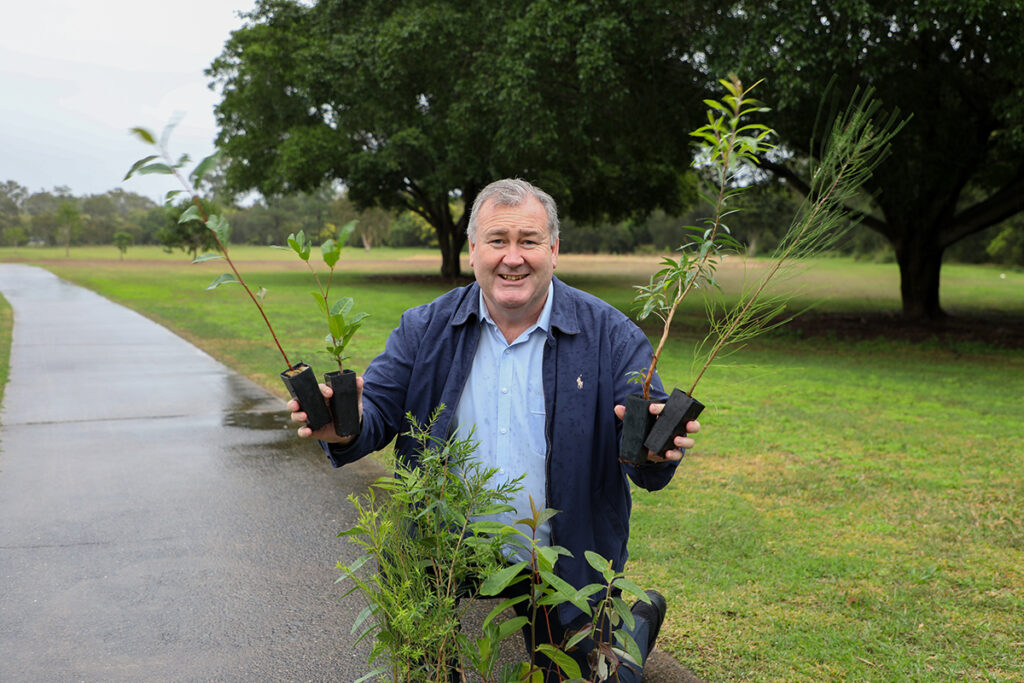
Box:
(297, 425, 312, 438)
(613, 404, 626, 420)
(674, 435, 695, 450)
(686, 420, 701, 434)
(290, 410, 307, 425)
(286, 399, 299, 412)
(649, 402, 664, 416)
(661, 449, 683, 461)
(319, 382, 333, 398)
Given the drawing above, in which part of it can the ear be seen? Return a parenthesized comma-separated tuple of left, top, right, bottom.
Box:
(550, 238, 559, 268)
(468, 238, 477, 267)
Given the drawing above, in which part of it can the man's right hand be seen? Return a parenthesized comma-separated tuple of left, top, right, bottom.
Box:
(288, 375, 363, 444)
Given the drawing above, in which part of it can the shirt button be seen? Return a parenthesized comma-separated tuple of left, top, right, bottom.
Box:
(500, 428, 507, 434)
(501, 387, 508, 394)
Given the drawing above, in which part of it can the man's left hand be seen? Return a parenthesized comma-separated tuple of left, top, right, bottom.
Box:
(613, 402, 700, 462)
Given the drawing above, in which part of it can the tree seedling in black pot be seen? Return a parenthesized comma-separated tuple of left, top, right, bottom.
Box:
(125, 122, 333, 431)
(282, 224, 368, 437)
(621, 76, 905, 464)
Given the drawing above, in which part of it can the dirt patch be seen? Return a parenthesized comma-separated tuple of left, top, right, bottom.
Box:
(781, 311, 1024, 349)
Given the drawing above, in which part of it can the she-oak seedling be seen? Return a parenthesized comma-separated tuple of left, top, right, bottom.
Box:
(124, 122, 361, 432)
(622, 76, 906, 463)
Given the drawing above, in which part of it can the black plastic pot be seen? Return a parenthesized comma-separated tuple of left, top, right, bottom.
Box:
(643, 388, 705, 456)
(280, 362, 332, 431)
(620, 395, 657, 464)
(324, 368, 360, 437)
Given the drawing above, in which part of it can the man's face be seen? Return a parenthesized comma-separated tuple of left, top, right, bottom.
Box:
(469, 196, 559, 325)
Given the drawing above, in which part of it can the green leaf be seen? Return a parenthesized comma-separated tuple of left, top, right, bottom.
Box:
(190, 151, 221, 188)
(287, 231, 311, 260)
(192, 253, 224, 264)
(585, 550, 614, 579)
(129, 127, 156, 145)
(478, 561, 529, 596)
(164, 189, 183, 203)
(206, 273, 239, 289)
(350, 603, 376, 636)
(137, 163, 174, 176)
(330, 297, 354, 316)
(123, 154, 158, 180)
(338, 219, 357, 243)
(535, 645, 582, 679)
(207, 214, 230, 243)
(612, 576, 648, 603)
(322, 238, 341, 268)
(483, 596, 530, 629)
(179, 204, 203, 224)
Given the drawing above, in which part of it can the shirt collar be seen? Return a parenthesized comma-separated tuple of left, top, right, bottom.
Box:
(477, 281, 554, 337)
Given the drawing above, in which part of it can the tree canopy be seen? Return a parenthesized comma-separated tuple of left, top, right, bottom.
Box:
(702, 0, 1024, 319)
(206, 0, 704, 278)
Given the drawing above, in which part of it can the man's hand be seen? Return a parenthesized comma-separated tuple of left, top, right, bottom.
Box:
(288, 375, 364, 444)
(613, 401, 700, 463)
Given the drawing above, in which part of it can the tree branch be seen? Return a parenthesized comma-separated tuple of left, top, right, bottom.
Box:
(943, 162, 1024, 247)
(760, 156, 892, 238)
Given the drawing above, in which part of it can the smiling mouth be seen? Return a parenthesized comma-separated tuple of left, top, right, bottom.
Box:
(499, 274, 528, 281)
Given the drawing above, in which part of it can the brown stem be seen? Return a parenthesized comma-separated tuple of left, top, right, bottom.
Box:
(641, 115, 738, 399)
(184, 190, 293, 370)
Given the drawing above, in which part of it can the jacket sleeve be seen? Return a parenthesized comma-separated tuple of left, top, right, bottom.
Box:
(321, 310, 419, 468)
(615, 321, 680, 492)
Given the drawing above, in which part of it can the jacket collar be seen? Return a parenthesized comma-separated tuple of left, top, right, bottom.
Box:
(450, 276, 580, 335)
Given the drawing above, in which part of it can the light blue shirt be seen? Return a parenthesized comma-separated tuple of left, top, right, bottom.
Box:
(454, 283, 553, 561)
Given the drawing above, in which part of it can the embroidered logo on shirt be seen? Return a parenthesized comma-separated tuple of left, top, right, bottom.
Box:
(577, 375, 583, 390)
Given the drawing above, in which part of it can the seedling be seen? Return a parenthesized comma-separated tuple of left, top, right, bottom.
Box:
(622, 77, 906, 462)
(124, 121, 333, 430)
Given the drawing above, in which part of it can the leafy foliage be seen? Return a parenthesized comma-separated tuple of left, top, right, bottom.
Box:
(702, 0, 1024, 318)
(281, 222, 369, 370)
(206, 0, 704, 277)
(337, 407, 658, 682)
(634, 77, 904, 400)
(125, 122, 295, 368)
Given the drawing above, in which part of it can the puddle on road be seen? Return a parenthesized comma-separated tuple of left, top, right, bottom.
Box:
(223, 410, 292, 431)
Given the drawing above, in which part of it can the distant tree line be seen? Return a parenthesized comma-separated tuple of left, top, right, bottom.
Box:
(2, 177, 1020, 267)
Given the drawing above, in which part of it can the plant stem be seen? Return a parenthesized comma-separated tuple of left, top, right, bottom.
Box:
(641, 102, 739, 400)
(171, 165, 293, 369)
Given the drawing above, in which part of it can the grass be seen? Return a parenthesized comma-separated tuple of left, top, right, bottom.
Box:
(2, 245, 1023, 681)
(0, 293, 10, 406)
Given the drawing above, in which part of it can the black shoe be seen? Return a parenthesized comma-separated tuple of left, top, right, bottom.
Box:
(631, 589, 667, 652)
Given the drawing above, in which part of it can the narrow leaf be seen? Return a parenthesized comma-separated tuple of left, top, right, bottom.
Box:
(179, 204, 203, 224)
(137, 163, 174, 176)
(479, 561, 529, 596)
(129, 127, 156, 145)
(206, 273, 239, 289)
(192, 253, 224, 264)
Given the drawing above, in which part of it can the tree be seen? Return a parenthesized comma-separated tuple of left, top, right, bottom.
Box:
(207, 0, 703, 278)
(158, 198, 220, 259)
(703, 0, 1024, 319)
(55, 200, 82, 256)
(113, 232, 134, 260)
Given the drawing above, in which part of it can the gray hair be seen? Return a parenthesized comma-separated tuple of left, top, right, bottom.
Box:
(466, 178, 560, 244)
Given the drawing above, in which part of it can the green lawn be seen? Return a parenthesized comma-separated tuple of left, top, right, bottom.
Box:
(2, 246, 1022, 681)
(0, 293, 11, 406)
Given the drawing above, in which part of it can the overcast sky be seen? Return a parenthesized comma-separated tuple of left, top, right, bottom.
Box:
(1, 0, 257, 203)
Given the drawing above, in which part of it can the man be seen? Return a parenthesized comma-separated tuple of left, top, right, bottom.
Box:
(289, 178, 699, 681)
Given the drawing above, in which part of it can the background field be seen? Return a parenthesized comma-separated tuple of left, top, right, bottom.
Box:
(1, 246, 1022, 681)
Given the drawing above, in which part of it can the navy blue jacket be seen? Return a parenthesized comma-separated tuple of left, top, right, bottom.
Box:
(324, 277, 677, 624)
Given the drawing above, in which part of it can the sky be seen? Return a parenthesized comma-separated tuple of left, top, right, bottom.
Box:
(1, 0, 257, 203)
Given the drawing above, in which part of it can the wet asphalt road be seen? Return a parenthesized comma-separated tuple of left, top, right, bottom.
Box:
(0, 264, 703, 683)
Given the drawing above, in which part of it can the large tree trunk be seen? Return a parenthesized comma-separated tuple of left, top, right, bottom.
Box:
(894, 238, 946, 321)
(435, 215, 465, 280)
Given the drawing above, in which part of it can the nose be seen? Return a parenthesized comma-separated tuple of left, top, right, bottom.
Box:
(502, 243, 525, 266)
